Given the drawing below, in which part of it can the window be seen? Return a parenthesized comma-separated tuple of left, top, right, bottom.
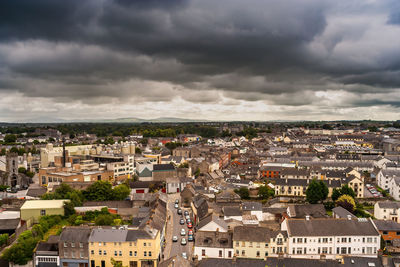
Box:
(322, 247, 328, 254)
(71, 251, 75, 258)
(256, 251, 260, 257)
(64, 242, 68, 248)
(249, 242, 253, 247)
(130, 242, 132, 246)
(236, 241, 239, 246)
(80, 252, 84, 258)
(64, 251, 68, 257)
(91, 250, 94, 255)
(228, 251, 232, 258)
(119, 251, 122, 256)
(103, 242, 106, 246)
(242, 241, 245, 247)
(144, 243, 146, 247)
(367, 237, 373, 243)
(219, 250, 222, 257)
(130, 251, 132, 257)
(341, 238, 346, 243)
(242, 250, 245, 256)
(114, 251, 117, 256)
(40, 209, 46, 216)
(79, 242, 83, 248)
(134, 251, 137, 257)
(99, 250, 102, 255)
(341, 247, 347, 254)
(149, 252, 152, 257)
(383, 231, 388, 234)
(202, 249, 206, 256)
(71, 242, 75, 248)
(265, 252, 268, 257)
(144, 252, 147, 257)
(148, 243, 151, 246)
(265, 243, 269, 247)
(296, 248, 302, 254)
(104, 250, 107, 255)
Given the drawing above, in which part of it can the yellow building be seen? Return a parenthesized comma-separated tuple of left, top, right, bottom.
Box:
(20, 199, 68, 224)
(274, 179, 342, 197)
(88, 227, 160, 267)
(233, 226, 288, 259)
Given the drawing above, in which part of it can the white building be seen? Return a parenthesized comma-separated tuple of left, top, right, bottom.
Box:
(374, 201, 400, 222)
(194, 231, 233, 260)
(377, 169, 400, 192)
(282, 217, 380, 259)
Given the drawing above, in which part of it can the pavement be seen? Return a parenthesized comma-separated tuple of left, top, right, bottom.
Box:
(164, 193, 194, 261)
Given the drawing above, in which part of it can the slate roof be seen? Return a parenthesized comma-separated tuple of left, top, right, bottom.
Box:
(242, 202, 262, 211)
(373, 220, 400, 232)
(197, 214, 228, 231)
(377, 201, 400, 209)
(194, 231, 232, 248)
(126, 229, 152, 241)
(287, 204, 327, 218)
(0, 218, 20, 230)
(89, 229, 128, 242)
(233, 226, 272, 242)
(223, 206, 242, 217)
(153, 164, 175, 171)
(59, 227, 91, 242)
(332, 206, 357, 219)
(286, 218, 380, 237)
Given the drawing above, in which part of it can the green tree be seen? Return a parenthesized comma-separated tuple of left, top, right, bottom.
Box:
(95, 214, 114, 225)
(336, 194, 356, 213)
(340, 184, 356, 198)
(4, 134, 17, 143)
(0, 233, 9, 246)
(306, 179, 328, 204)
(83, 181, 114, 201)
(135, 147, 142, 154)
(234, 187, 250, 199)
(0, 148, 6, 156)
(258, 185, 274, 199)
(331, 188, 341, 202)
(64, 201, 76, 217)
(112, 184, 131, 200)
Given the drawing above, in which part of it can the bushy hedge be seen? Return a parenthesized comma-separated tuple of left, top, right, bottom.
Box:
(1, 215, 62, 264)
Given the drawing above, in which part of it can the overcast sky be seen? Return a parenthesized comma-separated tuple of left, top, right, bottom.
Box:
(1, 0, 400, 122)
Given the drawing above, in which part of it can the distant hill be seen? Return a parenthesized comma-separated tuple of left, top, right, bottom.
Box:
(10, 117, 208, 123)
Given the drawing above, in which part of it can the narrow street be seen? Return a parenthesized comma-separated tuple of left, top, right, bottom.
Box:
(164, 193, 194, 261)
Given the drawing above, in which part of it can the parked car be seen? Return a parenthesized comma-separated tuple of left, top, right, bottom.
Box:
(177, 208, 182, 215)
(185, 215, 190, 220)
(180, 218, 185, 225)
(181, 238, 187, 245)
(182, 252, 188, 259)
(175, 199, 179, 204)
(188, 229, 193, 235)
(174, 203, 179, 209)
(172, 236, 178, 242)
(187, 222, 193, 229)
(180, 229, 186, 236)
(188, 235, 194, 242)
(184, 210, 189, 216)
(186, 218, 191, 224)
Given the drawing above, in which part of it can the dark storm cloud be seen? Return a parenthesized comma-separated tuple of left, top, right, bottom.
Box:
(0, 0, 399, 120)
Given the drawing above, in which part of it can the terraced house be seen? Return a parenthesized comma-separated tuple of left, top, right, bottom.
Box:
(88, 227, 161, 267)
(232, 226, 288, 259)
